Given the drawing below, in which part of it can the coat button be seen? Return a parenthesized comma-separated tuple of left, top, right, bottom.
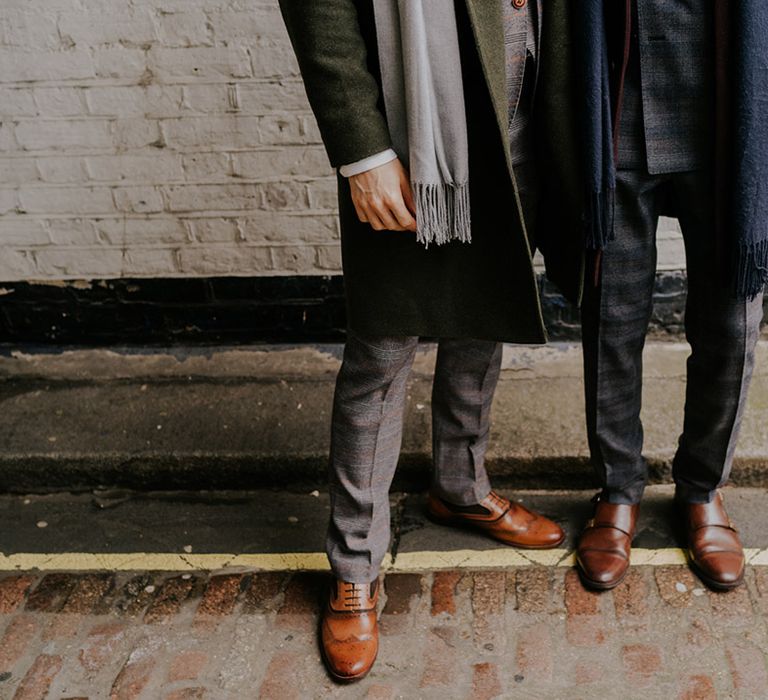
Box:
(512, 0, 527, 8)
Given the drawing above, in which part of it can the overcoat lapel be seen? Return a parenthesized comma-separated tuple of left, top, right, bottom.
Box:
(463, 0, 513, 173)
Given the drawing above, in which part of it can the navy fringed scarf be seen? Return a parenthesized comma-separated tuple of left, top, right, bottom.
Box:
(578, 0, 616, 251)
(579, 0, 768, 299)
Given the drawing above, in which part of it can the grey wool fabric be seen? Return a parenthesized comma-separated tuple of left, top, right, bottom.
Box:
(326, 334, 501, 584)
(373, 0, 471, 246)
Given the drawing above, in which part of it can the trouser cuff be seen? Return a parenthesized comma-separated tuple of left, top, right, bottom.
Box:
(600, 485, 645, 506)
(328, 560, 382, 585)
(430, 476, 492, 507)
(673, 483, 718, 505)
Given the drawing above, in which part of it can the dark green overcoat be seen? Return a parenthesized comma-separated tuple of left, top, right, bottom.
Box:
(278, 0, 583, 343)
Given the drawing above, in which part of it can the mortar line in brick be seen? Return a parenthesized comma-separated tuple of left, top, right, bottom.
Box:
(12, 175, 334, 186)
(2, 145, 328, 158)
(2, 73, 307, 83)
(1, 209, 338, 219)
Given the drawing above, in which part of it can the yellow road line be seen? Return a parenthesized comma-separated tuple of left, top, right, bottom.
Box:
(0, 548, 765, 572)
(392, 549, 575, 570)
(0, 552, 331, 572)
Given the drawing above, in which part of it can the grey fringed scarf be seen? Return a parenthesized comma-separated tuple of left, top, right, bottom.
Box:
(373, 0, 471, 247)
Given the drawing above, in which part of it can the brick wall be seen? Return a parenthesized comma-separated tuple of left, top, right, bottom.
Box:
(0, 0, 684, 283)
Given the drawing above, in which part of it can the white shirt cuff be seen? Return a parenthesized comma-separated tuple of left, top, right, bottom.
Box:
(338, 149, 398, 177)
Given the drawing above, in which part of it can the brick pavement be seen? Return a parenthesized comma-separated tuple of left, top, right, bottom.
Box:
(1, 567, 767, 699)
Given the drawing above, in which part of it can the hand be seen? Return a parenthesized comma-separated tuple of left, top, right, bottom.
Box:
(349, 158, 417, 232)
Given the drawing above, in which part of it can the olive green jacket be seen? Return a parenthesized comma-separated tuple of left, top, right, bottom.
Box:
(279, 0, 583, 342)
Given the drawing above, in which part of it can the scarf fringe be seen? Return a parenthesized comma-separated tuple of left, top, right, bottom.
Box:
(413, 182, 472, 248)
(736, 238, 768, 300)
(584, 188, 616, 250)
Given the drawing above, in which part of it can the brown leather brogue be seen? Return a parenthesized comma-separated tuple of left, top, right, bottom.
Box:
(576, 497, 639, 590)
(321, 578, 379, 683)
(426, 490, 565, 549)
(681, 491, 745, 591)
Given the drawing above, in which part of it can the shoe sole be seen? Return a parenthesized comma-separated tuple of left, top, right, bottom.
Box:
(685, 553, 745, 592)
(321, 649, 378, 684)
(324, 661, 376, 684)
(426, 510, 566, 550)
(561, 553, 741, 593)
(575, 562, 629, 591)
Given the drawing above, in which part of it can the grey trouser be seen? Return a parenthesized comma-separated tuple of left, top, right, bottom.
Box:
(327, 333, 502, 583)
(581, 168, 764, 506)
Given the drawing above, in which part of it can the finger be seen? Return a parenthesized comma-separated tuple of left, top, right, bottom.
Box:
(400, 172, 417, 217)
(361, 202, 387, 231)
(371, 200, 405, 231)
(352, 199, 369, 223)
(389, 196, 417, 232)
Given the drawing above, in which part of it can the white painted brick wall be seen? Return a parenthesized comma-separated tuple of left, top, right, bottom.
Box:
(0, 0, 684, 282)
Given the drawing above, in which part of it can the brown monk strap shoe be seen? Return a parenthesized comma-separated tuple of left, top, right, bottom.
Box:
(576, 496, 639, 591)
(321, 578, 379, 683)
(681, 491, 745, 591)
(426, 490, 565, 549)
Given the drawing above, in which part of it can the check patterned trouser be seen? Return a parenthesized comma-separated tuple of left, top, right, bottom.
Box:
(581, 168, 764, 506)
(326, 333, 502, 583)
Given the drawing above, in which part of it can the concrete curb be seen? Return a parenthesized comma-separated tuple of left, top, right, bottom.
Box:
(1, 342, 768, 492)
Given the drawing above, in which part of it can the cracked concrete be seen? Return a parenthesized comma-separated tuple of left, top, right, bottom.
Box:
(2, 486, 768, 570)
